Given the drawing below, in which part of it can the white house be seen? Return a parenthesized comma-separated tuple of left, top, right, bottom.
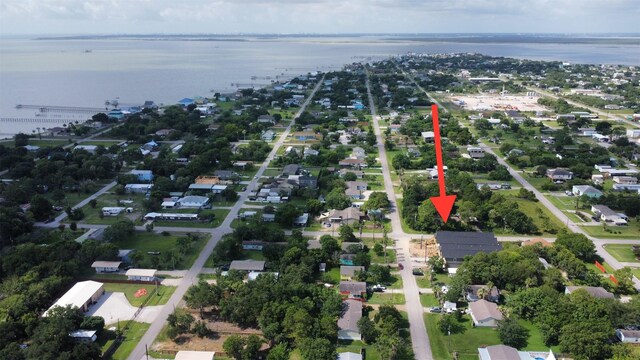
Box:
(43, 281, 104, 316)
(177, 196, 209, 209)
(174, 351, 216, 360)
(91, 261, 122, 273)
(467, 147, 485, 159)
(613, 176, 638, 185)
(102, 207, 126, 216)
(591, 205, 628, 225)
(125, 269, 157, 282)
(69, 330, 98, 343)
(572, 185, 603, 198)
(125, 184, 153, 194)
(421, 131, 435, 143)
(616, 329, 640, 343)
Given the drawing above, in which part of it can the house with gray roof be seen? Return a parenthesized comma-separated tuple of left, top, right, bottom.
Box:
(565, 286, 614, 299)
(572, 185, 603, 198)
(337, 299, 362, 340)
(469, 299, 503, 327)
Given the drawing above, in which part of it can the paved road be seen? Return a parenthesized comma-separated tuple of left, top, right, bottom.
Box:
(128, 77, 324, 360)
(366, 68, 433, 360)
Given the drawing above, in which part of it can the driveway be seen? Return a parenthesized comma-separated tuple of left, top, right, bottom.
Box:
(87, 292, 162, 325)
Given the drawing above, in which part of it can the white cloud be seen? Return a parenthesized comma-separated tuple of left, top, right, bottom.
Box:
(0, 0, 638, 34)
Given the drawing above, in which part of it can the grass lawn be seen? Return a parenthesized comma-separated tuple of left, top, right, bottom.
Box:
(510, 197, 566, 235)
(105, 322, 150, 360)
(604, 244, 640, 263)
(111, 232, 209, 270)
(102, 283, 175, 307)
(387, 275, 403, 289)
(580, 221, 640, 240)
(337, 340, 381, 360)
(242, 250, 266, 261)
(367, 293, 405, 305)
(422, 314, 553, 360)
(586, 260, 616, 274)
(322, 267, 341, 284)
(420, 293, 440, 307)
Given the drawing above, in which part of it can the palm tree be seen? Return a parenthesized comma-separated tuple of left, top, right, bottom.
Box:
(477, 287, 487, 300)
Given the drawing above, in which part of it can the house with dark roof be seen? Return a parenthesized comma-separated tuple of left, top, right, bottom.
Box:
(434, 231, 502, 269)
(340, 266, 365, 280)
(282, 164, 301, 176)
(469, 299, 503, 327)
(565, 286, 614, 299)
(213, 170, 236, 181)
(546, 168, 574, 182)
(338, 299, 362, 340)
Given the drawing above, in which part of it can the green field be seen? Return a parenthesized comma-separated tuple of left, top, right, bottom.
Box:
(580, 221, 640, 239)
(604, 244, 640, 263)
(101, 322, 150, 360)
(102, 283, 175, 308)
(111, 232, 209, 270)
(420, 293, 440, 307)
(510, 197, 566, 235)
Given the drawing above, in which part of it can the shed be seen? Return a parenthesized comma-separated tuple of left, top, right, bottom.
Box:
(616, 329, 640, 343)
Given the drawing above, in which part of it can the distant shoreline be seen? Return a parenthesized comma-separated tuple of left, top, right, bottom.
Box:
(29, 33, 640, 46)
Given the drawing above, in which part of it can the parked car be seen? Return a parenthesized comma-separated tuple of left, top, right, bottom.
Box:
(429, 307, 442, 313)
(398, 263, 404, 270)
(371, 284, 386, 292)
(591, 215, 601, 222)
(565, 190, 574, 196)
(412, 268, 424, 276)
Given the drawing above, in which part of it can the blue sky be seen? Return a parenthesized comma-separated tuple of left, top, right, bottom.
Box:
(1, 0, 638, 35)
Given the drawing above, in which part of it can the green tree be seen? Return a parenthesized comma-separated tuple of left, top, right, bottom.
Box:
(223, 335, 245, 360)
(299, 338, 336, 360)
(275, 203, 301, 227)
(559, 321, 613, 360)
(167, 308, 194, 334)
(428, 256, 445, 273)
(363, 192, 391, 211)
(555, 233, 596, 262)
(266, 343, 289, 360)
(497, 317, 529, 349)
(438, 314, 465, 335)
(185, 281, 221, 317)
(242, 334, 263, 360)
(30, 195, 53, 221)
(338, 224, 357, 242)
(357, 316, 379, 344)
(102, 219, 135, 242)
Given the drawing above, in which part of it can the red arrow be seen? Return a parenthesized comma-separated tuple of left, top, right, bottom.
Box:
(429, 104, 456, 222)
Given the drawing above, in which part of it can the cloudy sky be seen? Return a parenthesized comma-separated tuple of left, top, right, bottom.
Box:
(1, 0, 638, 35)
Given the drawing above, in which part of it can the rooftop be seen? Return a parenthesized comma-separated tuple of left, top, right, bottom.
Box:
(229, 260, 265, 271)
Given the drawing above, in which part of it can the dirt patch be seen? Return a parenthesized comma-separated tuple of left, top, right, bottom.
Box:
(409, 237, 438, 259)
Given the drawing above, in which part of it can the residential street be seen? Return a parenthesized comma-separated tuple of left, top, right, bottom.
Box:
(366, 68, 433, 360)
